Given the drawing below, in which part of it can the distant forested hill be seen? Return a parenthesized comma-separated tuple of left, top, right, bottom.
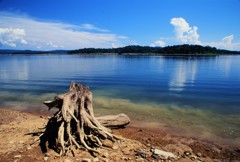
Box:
(70, 44, 240, 55)
(1, 45, 239, 55)
(0, 49, 68, 55)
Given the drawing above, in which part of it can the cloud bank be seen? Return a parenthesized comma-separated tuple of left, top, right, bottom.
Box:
(151, 17, 240, 50)
(169, 17, 240, 50)
(0, 27, 28, 47)
(170, 17, 201, 45)
(150, 40, 166, 47)
(206, 35, 240, 50)
(0, 12, 128, 50)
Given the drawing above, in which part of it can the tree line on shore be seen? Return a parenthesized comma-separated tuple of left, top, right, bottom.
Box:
(1, 44, 240, 55)
(70, 44, 240, 55)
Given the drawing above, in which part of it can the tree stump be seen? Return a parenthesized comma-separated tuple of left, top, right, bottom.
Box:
(41, 81, 122, 156)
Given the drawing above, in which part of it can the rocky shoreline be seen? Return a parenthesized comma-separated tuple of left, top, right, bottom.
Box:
(0, 108, 239, 162)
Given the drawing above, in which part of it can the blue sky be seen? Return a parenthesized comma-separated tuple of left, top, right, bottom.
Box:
(0, 0, 240, 50)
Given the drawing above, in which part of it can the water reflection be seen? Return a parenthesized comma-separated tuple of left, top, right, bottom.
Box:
(0, 58, 29, 80)
(169, 58, 198, 91)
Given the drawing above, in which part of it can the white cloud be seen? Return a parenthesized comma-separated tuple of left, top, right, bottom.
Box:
(46, 41, 63, 48)
(0, 12, 128, 50)
(223, 35, 234, 44)
(150, 40, 166, 47)
(169, 17, 240, 50)
(0, 27, 28, 47)
(170, 17, 201, 44)
(79, 24, 109, 32)
(205, 35, 240, 50)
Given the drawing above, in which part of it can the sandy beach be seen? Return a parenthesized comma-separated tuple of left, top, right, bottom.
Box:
(0, 108, 239, 162)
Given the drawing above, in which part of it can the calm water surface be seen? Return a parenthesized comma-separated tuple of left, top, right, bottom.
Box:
(0, 54, 240, 145)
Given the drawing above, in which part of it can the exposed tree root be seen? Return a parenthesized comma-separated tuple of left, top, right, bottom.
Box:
(40, 81, 120, 156)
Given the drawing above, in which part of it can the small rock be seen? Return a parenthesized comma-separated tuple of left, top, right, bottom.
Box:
(19, 141, 24, 144)
(135, 150, 147, 159)
(197, 152, 202, 157)
(159, 155, 167, 160)
(184, 151, 191, 156)
(64, 159, 71, 162)
(102, 152, 109, 158)
(121, 156, 128, 160)
(43, 156, 48, 161)
(27, 146, 32, 150)
(82, 158, 91, 162)
(40, 115, 44, 118)
(93, 157, 99, 162)
(151, 154, 160, 160)
(45, 153, 51, 157)
(151, 148, 176, 159)
(102, 140, 113, 148)
(112, 145, 118, 150)
(190, 156, 196, 161)
(235, 148, 240, 153)
(9, 141, 14, 144)
(14, 155, 22, 158)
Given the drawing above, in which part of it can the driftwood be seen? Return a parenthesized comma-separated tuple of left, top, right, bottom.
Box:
(96, 113, 130, 128)
(40, 81, 129, 156)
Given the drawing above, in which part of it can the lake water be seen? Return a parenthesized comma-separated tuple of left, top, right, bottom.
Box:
(0, 54, 240, 146)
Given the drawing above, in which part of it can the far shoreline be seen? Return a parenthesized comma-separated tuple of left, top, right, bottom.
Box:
(1, 44, 240, 56)
(1, 52, 240, 57)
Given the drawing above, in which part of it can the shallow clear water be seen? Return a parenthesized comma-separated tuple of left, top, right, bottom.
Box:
(0, 54, 240, 145)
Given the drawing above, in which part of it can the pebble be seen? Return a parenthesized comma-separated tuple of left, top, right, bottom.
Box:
(27, 146, 32, 150)
(152, 148, 176, 159)
(112, 145, 118, 150)
(197, 152, 202, 157)
(121, 156, 128, 160)
(45, 153, 51, 157)
(102, 140, 113, 148)
(190, 156, 196, 161)
(14, 155, 22, 158)
(93, 157, 99, 162)
(151, 154, 160, 160)
(184, 151, 191, 156)
(135, 150, 147, 159)
(19, 141, 24, 144)
(43, 156, 48, 161)
(64, 159, 71, 162)
(102, 152, 109, 158)
(82, 158, 91, 162)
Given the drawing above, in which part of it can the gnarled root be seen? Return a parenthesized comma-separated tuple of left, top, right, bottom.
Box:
(41, 81, 120, 156)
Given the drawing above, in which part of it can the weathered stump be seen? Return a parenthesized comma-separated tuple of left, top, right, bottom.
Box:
(40, 81, 126, 156)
